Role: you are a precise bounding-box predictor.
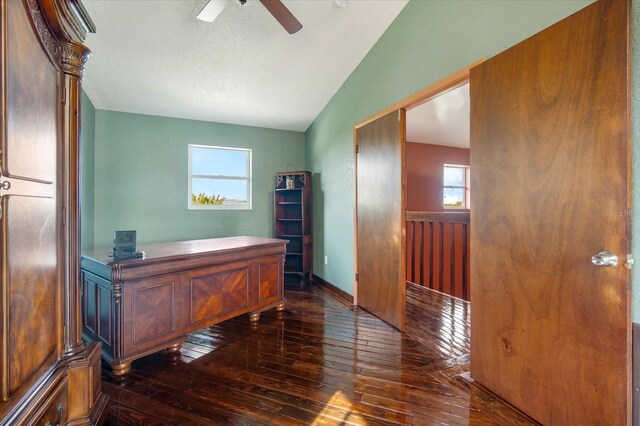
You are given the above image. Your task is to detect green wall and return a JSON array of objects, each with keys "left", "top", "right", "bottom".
[
  {"left": 91, "top": 110, "right": 304, "bottom": 248},
  {"left": 81, "top": 91, "right": 95, "bottom": 250},
  {"left": 305, "top": 0, "right": 603, "bottom": 294}
]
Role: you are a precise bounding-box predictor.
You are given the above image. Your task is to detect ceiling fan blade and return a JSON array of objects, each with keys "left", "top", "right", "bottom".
[
  {"left": 197, "top": 0, "right": 229, "bottom": 22},
  {"left": 259, "top": 0, "right": 302, "bottom": 34}
]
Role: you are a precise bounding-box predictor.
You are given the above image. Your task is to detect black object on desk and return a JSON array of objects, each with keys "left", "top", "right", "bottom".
[{"left": 112, "top": 230, "right": 144, "bottom": 259}]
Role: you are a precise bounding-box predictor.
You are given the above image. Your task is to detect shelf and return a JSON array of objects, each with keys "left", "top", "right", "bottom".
[{"left": 274, "top": 171, "right": 311, "bottom": 284}]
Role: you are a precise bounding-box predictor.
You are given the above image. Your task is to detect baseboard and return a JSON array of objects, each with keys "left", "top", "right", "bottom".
[
  {"left": 313, "top": 274, "right": 354, "bottom": 304},
  {"left": 633, "top": 322, "right": 639, "bottom": 426}
]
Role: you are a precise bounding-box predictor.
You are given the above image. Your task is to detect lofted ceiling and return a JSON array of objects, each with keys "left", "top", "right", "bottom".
[
  {"left": 406, "top": 83, "right": 470, "bottom": 149},
  {"left": 81, "top": 0, "right": 409, "bottom": 132}
]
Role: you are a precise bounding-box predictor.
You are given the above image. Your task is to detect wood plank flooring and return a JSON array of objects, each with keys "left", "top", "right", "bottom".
[{"left": 103, "top": 283, "right": 537, "bottom": 425}]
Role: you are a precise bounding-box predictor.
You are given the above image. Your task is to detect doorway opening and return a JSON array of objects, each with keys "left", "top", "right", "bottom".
[
  {"left": 405, "top": 82, "right": 471, "bottom": 302},
  {"left": 353, "top": 61, "right": 478, "bottom": 331}
]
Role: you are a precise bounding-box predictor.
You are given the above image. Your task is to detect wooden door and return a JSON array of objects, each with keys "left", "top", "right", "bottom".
[
  {"left": 1, "top": 0, "right": 61, "bottom": 400},
  {"left": 356, "top": 110, "right": 406, "bottom": 330},
  {"left": 470, "top": 1, "right": 630, "bottom": 424}
]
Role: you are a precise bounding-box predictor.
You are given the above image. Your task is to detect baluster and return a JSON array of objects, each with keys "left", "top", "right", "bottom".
[
  {"left": 439, "top": 222, "right": 444, "bottom": 293},
  {"left": 410, "top": 220, "right": 416, "bottom": 283},
  {"left": 429, "top": 221, "right": 434, "bottom": 290},
  {"left": 450, "top": 223, "right": 455, "bottom": 298},
  {"left": 419, "top": 221, "right": 425, "bottom": 286},
  {"left": 463, "top": 223, "right": 469, "bottom": 301}
]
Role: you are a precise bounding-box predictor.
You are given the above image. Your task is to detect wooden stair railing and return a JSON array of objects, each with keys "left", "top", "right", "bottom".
[{"left": 406, "top": 211, "right": 470, "bottom": 301}]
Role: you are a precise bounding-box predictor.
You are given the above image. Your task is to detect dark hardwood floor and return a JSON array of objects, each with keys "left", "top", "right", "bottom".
[{"left": 103, "top": 283, "right": 537, "bottom": 425}]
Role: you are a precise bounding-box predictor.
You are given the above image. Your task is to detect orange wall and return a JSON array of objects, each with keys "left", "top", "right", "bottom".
[{"left": 406, "top": 142, "right": 470, "bottom": 211}]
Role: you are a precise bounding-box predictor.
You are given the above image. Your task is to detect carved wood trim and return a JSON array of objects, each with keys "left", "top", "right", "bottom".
[
  {"left": 24, "top": 0, "right": 91, "bottom": 78},
  {"left": 59, "top": 40, "right": 90, "bottom": 79},
  {"left": 24, "top": 0, "right": 61, "bottom": 68},
  {"left": 111, "top": 265, "right": 123, "bottom": 303},
  {"left": 111, "top": 264, "right": 123, "bottom": 359}
]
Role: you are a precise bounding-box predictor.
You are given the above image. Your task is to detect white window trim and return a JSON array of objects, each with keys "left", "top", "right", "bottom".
[
  {"left": 188, "top": 144, "right": 252, "bottom": 210},
  {"left": 443, "top": 164, "right": 470, "bottom": 210}
]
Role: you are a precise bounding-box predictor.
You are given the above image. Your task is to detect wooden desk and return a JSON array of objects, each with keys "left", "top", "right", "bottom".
[{"left": 81, "top": 236, "right": 287, "bottom": 376}]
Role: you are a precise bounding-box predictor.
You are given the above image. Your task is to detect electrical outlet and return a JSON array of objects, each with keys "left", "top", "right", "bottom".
[{"left": 324, "top": 256, "right": 328, "bottom": 265}]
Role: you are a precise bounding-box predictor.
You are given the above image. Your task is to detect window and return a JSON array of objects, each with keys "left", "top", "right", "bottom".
[
  {"left": 188, "top": 145, "right": 252, "bottom": 210},
  {"left": 443, "top": 165, "right": 469, "bottom": 209}
]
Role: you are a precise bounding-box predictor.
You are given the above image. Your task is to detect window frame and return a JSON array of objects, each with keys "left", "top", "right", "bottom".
[
  {"left": 443, "top": 164, "right": 470, "bottom": 210},
  {"left": 187, "top": 144, "right": 252, "bottom": 211}
]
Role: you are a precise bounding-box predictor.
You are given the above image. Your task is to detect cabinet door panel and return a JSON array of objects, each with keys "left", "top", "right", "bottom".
[
  {"left": 4, "top": 196, "right": 58, "bottom": 397},
  {"left": 83, "top": 275, "right": 97, "bottom": 334},
  {"left": 4, "top": 0, "right": 57, "bottom": 183},
  {"left": 1, "top": 0, "right": 60, "bottom": 400},
  {"left": 122, "top": 275, "right": 182, "bottom": 357},
  {"left": 256, "top": 257, "right": 282, "bottom": 306},
  {"left": 82, "top": 271, "right": 113, "bottom": 351},
  {"left": 186, "top": 262, "right": 250, "bottom": 328}
]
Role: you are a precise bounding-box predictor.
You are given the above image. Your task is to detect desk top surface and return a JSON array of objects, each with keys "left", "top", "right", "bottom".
[{"left": 83, "top": 236, "right": 286, "bottom": 267}]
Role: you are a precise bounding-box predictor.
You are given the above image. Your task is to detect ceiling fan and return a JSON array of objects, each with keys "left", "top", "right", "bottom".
[{"left": 197, "top": 0, "right": 303, "bottom": 34}]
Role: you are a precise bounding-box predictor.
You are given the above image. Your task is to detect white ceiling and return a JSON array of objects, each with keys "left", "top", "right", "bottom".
[
  {"left": 81, "top": 0, "right": 409, "bottom": 132},
  {"left": 406, "top": 83, "right": 470, "bottom": 148}
]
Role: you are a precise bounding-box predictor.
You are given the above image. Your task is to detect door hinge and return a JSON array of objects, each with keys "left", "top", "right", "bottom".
[
  {"left": 355, "top": 272, "right": 359, "bottom": 282},
  {"left": 397, "top": 110, "right": 401, "bottom": 121},
  {"left": 60, "top": 84, "right": 66, "bottom": 104},
  {"left": 61, "top": 207, "right": 66, "bottom": 225},
  {"left": 355, "top": 144, "right": 359, "bottom": 154},
  {"left": 625, "top": 254, "right": 634, "bottom": 270}
]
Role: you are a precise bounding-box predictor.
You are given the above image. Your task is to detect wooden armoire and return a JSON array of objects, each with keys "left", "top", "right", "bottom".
[{"left": 0, "top": 0, "right": 108, "bottom": 424}]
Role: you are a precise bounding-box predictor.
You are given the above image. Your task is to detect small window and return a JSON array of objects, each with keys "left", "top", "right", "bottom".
[
  {"left": 443, "top": 165, "right": 469, "bottom": 209},
  {"left": 188, "top": 145, "right": 252, "bottom": 210}
]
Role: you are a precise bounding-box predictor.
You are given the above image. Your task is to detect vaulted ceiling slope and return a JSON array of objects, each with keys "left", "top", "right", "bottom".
[
  {"left": 82, "top": 0, "right": 409, "bottom": 132},
  {"left": 407, "top": 84, "right": 470, "bottom": 148}
]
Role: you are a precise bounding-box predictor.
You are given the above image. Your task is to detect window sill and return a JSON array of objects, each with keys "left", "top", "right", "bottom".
[{"left": 188, "top": 205, "right": 252, "bottom": 211}]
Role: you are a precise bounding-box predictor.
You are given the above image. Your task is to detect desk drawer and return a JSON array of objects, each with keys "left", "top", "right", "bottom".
[{"left": 32, "top": 378, "right": 68, "bottom": 426}]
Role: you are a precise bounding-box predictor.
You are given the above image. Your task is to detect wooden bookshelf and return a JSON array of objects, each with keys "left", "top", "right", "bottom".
[{"left": 274, "top": 171, "right": 312, "bottom": 284}]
